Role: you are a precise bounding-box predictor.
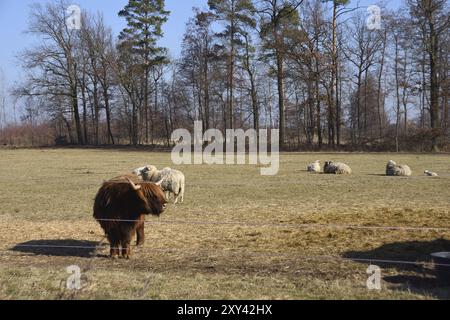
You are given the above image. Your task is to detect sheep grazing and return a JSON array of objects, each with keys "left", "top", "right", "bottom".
[
  {"left": 386, "top": 160, "right": 412, "bottom": 177},
  {"left": 134, "top": 165, "right": 185, "bottom": 204},
  {"left": 158, "top": 168, "right": 186, "bottom": 204},
  {"left": 324, "top": 161, "right": 352, "bottom": 175},
  {"left": 424, "top": 170, "right": 439, "bottom": 177},
  {"left": 307, "top": 160, "right": 321, "bottom": 173}
]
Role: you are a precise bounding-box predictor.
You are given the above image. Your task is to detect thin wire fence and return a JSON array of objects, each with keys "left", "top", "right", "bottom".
[
  {"left": 3, "top": 242, "right": 450, "bottom": 269},
  {"left": 2, "top": 214, "right": 450, "bottom": 232},
  {"left": 92, "top": 218, "right": 450, "bottom": 232},
  {"left": 1, "top": 215, "right": 450, "bottom": 278}
]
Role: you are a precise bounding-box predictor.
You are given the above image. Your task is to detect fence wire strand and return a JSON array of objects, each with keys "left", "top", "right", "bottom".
[
  {"left": 1, "top": 216, "right": 450, "bottom": 275},
  {"left": 3, "top": 243, "right": 450, "bottom": 268}
]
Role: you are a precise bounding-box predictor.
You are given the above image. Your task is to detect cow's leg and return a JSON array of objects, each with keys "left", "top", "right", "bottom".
[
  {"left": 121, "top": 243, "right": 131, "bottom": 259},
  {"left": 104, "top": 225, "right": 119, "bottom": 259},
  {"left": 136, "top": 219, "right": 145, "bottom": 247},
  {"left": 121, "top": 232, "right": 133, "bottom": 260},
  {"left": 109, "top": 235, "right": 120, "bottom": 259}
]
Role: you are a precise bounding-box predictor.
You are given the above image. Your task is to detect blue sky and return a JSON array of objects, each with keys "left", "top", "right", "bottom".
[
  {"left": 0, "top": 0, "right": 207, "bottom": 91},
  {"left": 0, "top": 0, "right": 402, "bottom": 117}
]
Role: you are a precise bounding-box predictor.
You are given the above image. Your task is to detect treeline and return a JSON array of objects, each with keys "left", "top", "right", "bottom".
[{"left": 1, "top": 0, "right": 449, "bottom": 151}]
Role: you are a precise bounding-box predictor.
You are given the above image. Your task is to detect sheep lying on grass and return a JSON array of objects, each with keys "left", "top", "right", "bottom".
[
  {"left": 424, "top": 170, "right": 439, "bottom": 177},
  {"left": 324, "top": 161, "right": 352, "bottom": 175},
  {"left": 134, "top": 165, "right": 185, "bottom": 204},
  {"left": 307, "top": 161, "right": 322, "bottom": 173},
  {"left": 386, "top": 160, "right": 412, "bottom": 177}
]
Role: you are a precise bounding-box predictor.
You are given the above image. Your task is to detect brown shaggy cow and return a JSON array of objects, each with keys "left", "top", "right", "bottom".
[{"left": 93, "top": 175, "right": 167, "bottom": 259}]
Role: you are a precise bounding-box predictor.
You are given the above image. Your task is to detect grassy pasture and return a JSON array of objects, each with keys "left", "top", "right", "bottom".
[{"left": 0, "top": 148, "right": 449, "bottom": 300}]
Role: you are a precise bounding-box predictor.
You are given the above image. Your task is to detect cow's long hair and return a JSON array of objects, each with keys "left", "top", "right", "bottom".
[{"left": 93, "top": 175, "right": 167, "bottom": 258}]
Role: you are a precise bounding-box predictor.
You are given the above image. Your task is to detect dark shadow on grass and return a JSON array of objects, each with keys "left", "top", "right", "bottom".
[
  {"left": 10, "top": 240, "right": 102, "bottom": 258},
  {"left": 343, "top": 238, "right": 450, "bottom": 299}
]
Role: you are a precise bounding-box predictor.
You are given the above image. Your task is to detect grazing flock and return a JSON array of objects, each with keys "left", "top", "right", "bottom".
[
  {"left": 133, "top": 165, "right": 185, "bottom": 204},
  {"left": 93, "top": 159, "right": 439, "bottom": 259},
  {"left": 307, "top": 159, "right": 439, "bottom": 177}
]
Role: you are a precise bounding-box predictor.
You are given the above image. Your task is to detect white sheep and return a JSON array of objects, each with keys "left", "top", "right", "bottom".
[
  {"left": 158, "top": 168, "right": 185, "bottom": 204},
  {"left": 324, "top": 161, "right": 352, "bottom": 175},
  {"left": 386, "top": 160, "right": 412, "bottom": 177},
  {"left": 424, "top": 170, "right": 438, "bottom": 177},
  {"left": 307, "top": 160, "right": 321, "bottom": 173},
  {"left": 134, "top": 165, "right": 185, "bottom": 204}
]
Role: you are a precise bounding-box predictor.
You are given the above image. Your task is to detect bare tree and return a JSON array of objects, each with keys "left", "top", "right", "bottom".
[
  {"left": 0, "top": 69, "right": 6, "bottom": 133},
  {"left": 257, "top": 0, "right": 304, "bottom": 150},
  {"left": 408, "top": 0, "right": 450, "bottom": 151},
  {"left": 17, "top": 1, "right": 84, "bottom": 144},
  {"left": 344, "top": 14, "right": 382, "bottom": 144}
]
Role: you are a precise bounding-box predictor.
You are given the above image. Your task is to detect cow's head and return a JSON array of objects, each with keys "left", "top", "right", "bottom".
[
  {"left": 138, "top": 182, "right": 168, "bottom": 216},
  {"left": 149, "top": 184, "right": 168, "bottom": 216},
  {"left": 126, "top": 178, "right": 152, "bottom": 214}
]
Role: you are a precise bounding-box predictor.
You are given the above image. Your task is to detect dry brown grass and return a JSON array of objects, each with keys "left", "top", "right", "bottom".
[{"left": 0, "top": 149, "right": 449, "bottom": 300}]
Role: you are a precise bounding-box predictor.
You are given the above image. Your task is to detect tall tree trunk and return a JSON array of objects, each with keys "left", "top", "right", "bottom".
[
  {"left": 307, "top": 75, "right": 315, "bottom": 146},
  {"left": 429, "top": 23, "right": 440, "bottom": 152},
  {"left": 276, "top": 48, "right": 285, "bottom": 150},
  {"left": 315, "top": 54, "right": 322, "bottom": 149},
  {"left": 204, "top": 56, "right": 210, "bottom": 131},
  {"left": 103, "top": 86, "right": 115, "bottom": 145},
  {"left": 228, "top": 2, "right": 236, "bottom": 130},
  {"left": 132, "top": 101, "right": 139, "bottom": 146},
  {"left": 363, "top": 68, "right": 369, "bottom": 138},
  {"left": 250, "top": 75, "right": 259, "bottom": 132},
  {"left": 93, "top": 80, "right": 100, "bottom": 145},
  {"left": 329, "top": 2, "right": 337, "bottom": 148},
  {"left": 80, "top": 79, "right": 89, "bottom": 145},
  {"left": 421, "top": 51, "right": 427, "bottom": 129},
  {"left": 377, "top": 30, "right": 387, "bottom": 138},
  {"left": 356, "top": 69, "right": 362, "bottom": 144},
  {"left": 63, "top": 116, "right": 74, "bottom": 144},
  {"left": 72, "top": 83, "right": 84, "bottom": 145},
  {"left": 335, "top": 57, "right": 341, "bottom": 147},
  {"left": 145, "top": 68, "right": 150, "bottom": 144},
  {"left": 153, "top": 77, "right": 158, "bottom": 145},
  {"left": 395, "top": 37, "right": 401, "bottom": 153},
  {"left": 243, "top": 34, "right": 259, "bottom": 137}
]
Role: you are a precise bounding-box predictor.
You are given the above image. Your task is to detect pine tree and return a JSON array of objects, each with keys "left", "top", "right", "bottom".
[
  {"left": 208, "top": 0, "right": 255, "bottom": 130},
  {"left": 257, "top": 0, "right": 303, "bottom": 150},
  {"left": 323, "top": 0, "right": 350, "bottom": 147},
  {"left": 118, "top": 0, "right": 170, "bottom": 145}
]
